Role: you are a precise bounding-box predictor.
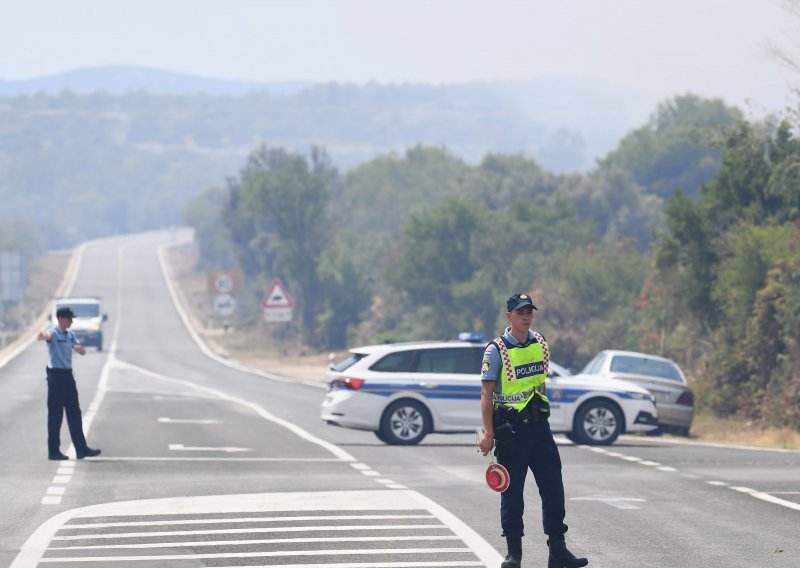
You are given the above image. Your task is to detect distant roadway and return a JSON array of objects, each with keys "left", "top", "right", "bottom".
[{"left": 0, "top": 231, "right": 797, "bottom": 568}]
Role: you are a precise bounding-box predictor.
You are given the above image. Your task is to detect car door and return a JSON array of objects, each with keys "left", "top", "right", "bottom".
[
  {"left": 606, "top": 354, "right": 685, "bottom": 407},
  {"left": 412, "top": 347, "right": 483, "bottom": 430},
  {"left": 545, "top": 365, "right": 569, "bottom": 430}
]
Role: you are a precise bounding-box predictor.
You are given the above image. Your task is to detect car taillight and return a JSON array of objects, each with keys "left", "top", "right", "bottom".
[
  {"left": 676, "top": 390, "right": 694, "bottom": 406},
  {"left": 330, "top": 377, "right": 365, "bottom": 391}
]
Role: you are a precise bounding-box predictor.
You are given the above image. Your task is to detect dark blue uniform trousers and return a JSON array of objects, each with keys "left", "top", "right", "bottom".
[
  {"left": 46, "top": 367, "right": 88, "bottom": 454},
  {"left": 495, "top": 420, "right": 569, "bottom": 538}
]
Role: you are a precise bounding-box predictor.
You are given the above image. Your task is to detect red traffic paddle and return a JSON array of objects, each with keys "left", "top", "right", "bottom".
[{"left": 476, "top": 428, "right": 510, "bottom": 493}]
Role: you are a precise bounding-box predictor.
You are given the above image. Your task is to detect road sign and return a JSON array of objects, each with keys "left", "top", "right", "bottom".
[
  {"left": 262, "top": 278, "right": 293, "bottom": 322},
  {"left": 213, "top": 293, "right": 236, "bottom": 316},
  {"left": 207, "top": 270, "right": 242, "bottom": 295},
  {"left": 262, "top": 278, "right": 293, "bottom": 308}
]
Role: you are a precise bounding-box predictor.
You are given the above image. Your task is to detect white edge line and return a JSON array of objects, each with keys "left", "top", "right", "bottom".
[
  {"left": 406, "top": 490, "right": 503, "bottom": 566},
  {"left": 113, "top": 357, "right": 355, "bottom": 463},
  {"left": 155, "top": 243, "right": 322, "bottom": 389},
  {"left": 620, "top": 434, "right": 800, "bottom": 454},
  {"left": 154, "top": 241, "right": 354, "bottom": 463}
]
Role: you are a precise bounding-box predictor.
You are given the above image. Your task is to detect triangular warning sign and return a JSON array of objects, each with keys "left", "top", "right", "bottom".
[{"left": 263, "top": 278, "right": 293, "bottom": 308}]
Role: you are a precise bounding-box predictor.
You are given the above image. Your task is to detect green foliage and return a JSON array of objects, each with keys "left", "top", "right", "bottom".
[
  {"left": 176, "top": 90, "right": 800, "bottom": 432},
  {"left": 656, "top": 113, "right": 800, "bottom": 429},
  {"left": 384, "top": 198, "right": 484, "bottom": 338},
  {"left": 181, "top": 187, "right": 234, "bottom": 269},
  {"left": 600, "top": 94, "right": 740, "bottom": 200},
  {"left": 221, "top": 145, "right": 334, "bottom": 342},
  {"left": 540, "top": 240, "right": 650, "bottom": 364},
  {"left": 317, "top": 243, "right": 372, "bottom": 349},
  {"left": 656, "top": 190, "right": 719, "bottom": 328}
]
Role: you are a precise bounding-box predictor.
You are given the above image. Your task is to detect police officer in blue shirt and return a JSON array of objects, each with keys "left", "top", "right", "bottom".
[
  {"left": 479, "top": 293, "right": 587, "bottom": 568},
  {"left": 38, "top": 306, "right": 101, "bottom": 460}
]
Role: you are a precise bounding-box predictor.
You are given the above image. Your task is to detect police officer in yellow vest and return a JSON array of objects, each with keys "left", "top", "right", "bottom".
[{"left": 479, "top": 293, "right": 588, "bottom": 568}]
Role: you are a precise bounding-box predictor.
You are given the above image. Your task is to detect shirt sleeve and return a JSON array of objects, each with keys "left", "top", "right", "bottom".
[
  {"left": 481, "top": 343, "right": 501, "bottom": 382},
  {"left": 70, "top": 331, "right": 81, "bottom": 345}
]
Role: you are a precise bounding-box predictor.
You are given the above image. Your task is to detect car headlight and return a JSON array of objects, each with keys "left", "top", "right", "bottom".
[
  {"left": 91, "top": 323, "right": 101, "bottom": 331},
  {"left": 627, "top": 391, "right": 655, "bottom": 403}
]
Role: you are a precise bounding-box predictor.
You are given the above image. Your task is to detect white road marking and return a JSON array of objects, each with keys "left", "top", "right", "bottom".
[
  {"left": 52, "top": 475, "right": 71, "bottom": 483},
  {"left": 51, "top": 535, "right": 463, "bottom": 550},
  {"left": 13, "top": 490, "right": 503, "bottom": 568},
  {"left": 52, "top": 524, "right": 453, "bottom": 539},
  {"left": 37, "top": 549, "right": 475, "bottom": 563},
  {"left": 53, "top": 514, "right": 437, "bottom": 529},
  {"left": 168, "top": 443, "right": 251, "bottom": 453},
  {"left": 83, "top": 456, "right": 340, "bottom": 462},
  {"left": 571, "top": 497, "right": 646, "bottom": 510},
  {"left": 739, "top": 490, "right": 800, "bottom": 512},
  {"left": 581, "top": 446, "right": 800, "bottom": 513},
  {"left": 158, "top": 417, "right": 221, "bottom": 424},
  {"left": 114, "top": 357, "right": 356, "bottom": 462}
]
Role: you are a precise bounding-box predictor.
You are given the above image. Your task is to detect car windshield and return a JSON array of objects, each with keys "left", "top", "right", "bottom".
[
  {"left": 579, "top": 353, "right": 606, "bottom": 375},
  {"left": 331, "top": 353, "right": 366, "bottom": 372},
  {"left": 57, "top": 303, "right": 99, "bottom": 318},
  {"left": 610, "top": 355, "right": 683, "bottom": 382}
]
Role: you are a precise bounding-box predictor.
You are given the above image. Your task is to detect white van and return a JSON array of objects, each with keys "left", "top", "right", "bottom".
[{"left": 51, "top": 297, "right": 108, "bottom": 351}]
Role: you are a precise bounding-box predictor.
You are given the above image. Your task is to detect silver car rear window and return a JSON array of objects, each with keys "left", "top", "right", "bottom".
[{"left": 610, "top": 355, "right": 683, "bottom": 382}]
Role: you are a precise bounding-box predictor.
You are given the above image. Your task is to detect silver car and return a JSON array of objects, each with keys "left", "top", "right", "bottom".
[{"left": 575, "top": 350, "right": 694, "bottom": 435}]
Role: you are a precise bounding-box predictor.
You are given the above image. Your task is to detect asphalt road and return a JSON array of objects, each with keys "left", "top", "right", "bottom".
[{"left": 0, "top": 231, "right": 798, "bottom": 568}]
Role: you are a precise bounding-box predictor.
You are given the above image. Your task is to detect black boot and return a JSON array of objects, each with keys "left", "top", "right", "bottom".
[
  {"left": 501, "top": 536, "right": 522, "bottom": 568},
  {"left": 547, "top": 534, "right": 588, "bottom": 568}
]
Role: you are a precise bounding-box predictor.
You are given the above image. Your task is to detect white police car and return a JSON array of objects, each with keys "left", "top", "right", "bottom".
[{"left": 320, "top": 339, "right": 658, "bottom": 445}]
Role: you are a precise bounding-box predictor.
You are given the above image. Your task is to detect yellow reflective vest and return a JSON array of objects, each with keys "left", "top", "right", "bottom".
[{"left": 491, "top": 333, "right": 550, "bottom": 415}]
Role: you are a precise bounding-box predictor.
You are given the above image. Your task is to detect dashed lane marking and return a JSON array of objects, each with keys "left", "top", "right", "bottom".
[
  {"left": 581, "top": 446, "right": 800, "bottom": 512},
  {"left": 12, "top": 490, "right": 502, "bottom": 567}
]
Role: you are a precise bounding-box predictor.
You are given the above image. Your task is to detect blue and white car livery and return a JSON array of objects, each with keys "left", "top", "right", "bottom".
[{"left": 321, "top": 340, "right": 658, "bottom": 445}]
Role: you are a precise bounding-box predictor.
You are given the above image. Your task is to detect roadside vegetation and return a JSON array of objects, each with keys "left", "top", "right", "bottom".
[
  {"left": 2, "top": 89, "right": 798, "bottom": 447},
  {"left": 182, "top": 93, "right": 800, "bottom": 441}
]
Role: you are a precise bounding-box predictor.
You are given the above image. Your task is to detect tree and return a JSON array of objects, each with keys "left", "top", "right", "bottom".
[
  {"left": 182, "top": 187, "right": 234, "bottom": 269},
  {"left": 222, "top": 145, "right": 336, "bottom": 342},
  {"left": 385, "top": 198, "right": 484, "bottom": 338},
  {"left": 600, "top": 94, "right": 740, "bottom": 200}
]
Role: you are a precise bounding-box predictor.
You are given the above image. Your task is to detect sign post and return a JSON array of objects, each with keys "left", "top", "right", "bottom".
[{"left": 262, "top": 278, "right": 293, "bottom": 322}]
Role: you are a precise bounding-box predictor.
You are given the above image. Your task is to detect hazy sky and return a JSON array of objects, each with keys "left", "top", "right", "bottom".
[{"left": 2, "top": 0, "right": 798, "bottom": 115}]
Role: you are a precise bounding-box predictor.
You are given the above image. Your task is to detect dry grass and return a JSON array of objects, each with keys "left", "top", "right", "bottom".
[
  {"left": 0, "top": 249, "right": 71, "bottom": 348},
  {"left": 687, "top": 413, "right": 800, "bottom": 450}
]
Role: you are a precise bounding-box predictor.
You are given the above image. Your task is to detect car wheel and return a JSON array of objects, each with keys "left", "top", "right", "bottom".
[
  {"left": 572, "top": 399, "right": 623, "bottom": 445},
  {"left": 97, "top": 334, "right": 103, "bottom": 352},
  {"left": 378, "top": 399, "right": 431, "bottom": 445}
]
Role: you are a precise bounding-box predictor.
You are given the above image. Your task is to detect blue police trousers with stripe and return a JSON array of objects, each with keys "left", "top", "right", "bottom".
[
  {"left": 46, "top": 367, "right": 88, "bottom": 454},
  {"left": 494, "top": 420, "right": 569, "bottom": 538}
]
